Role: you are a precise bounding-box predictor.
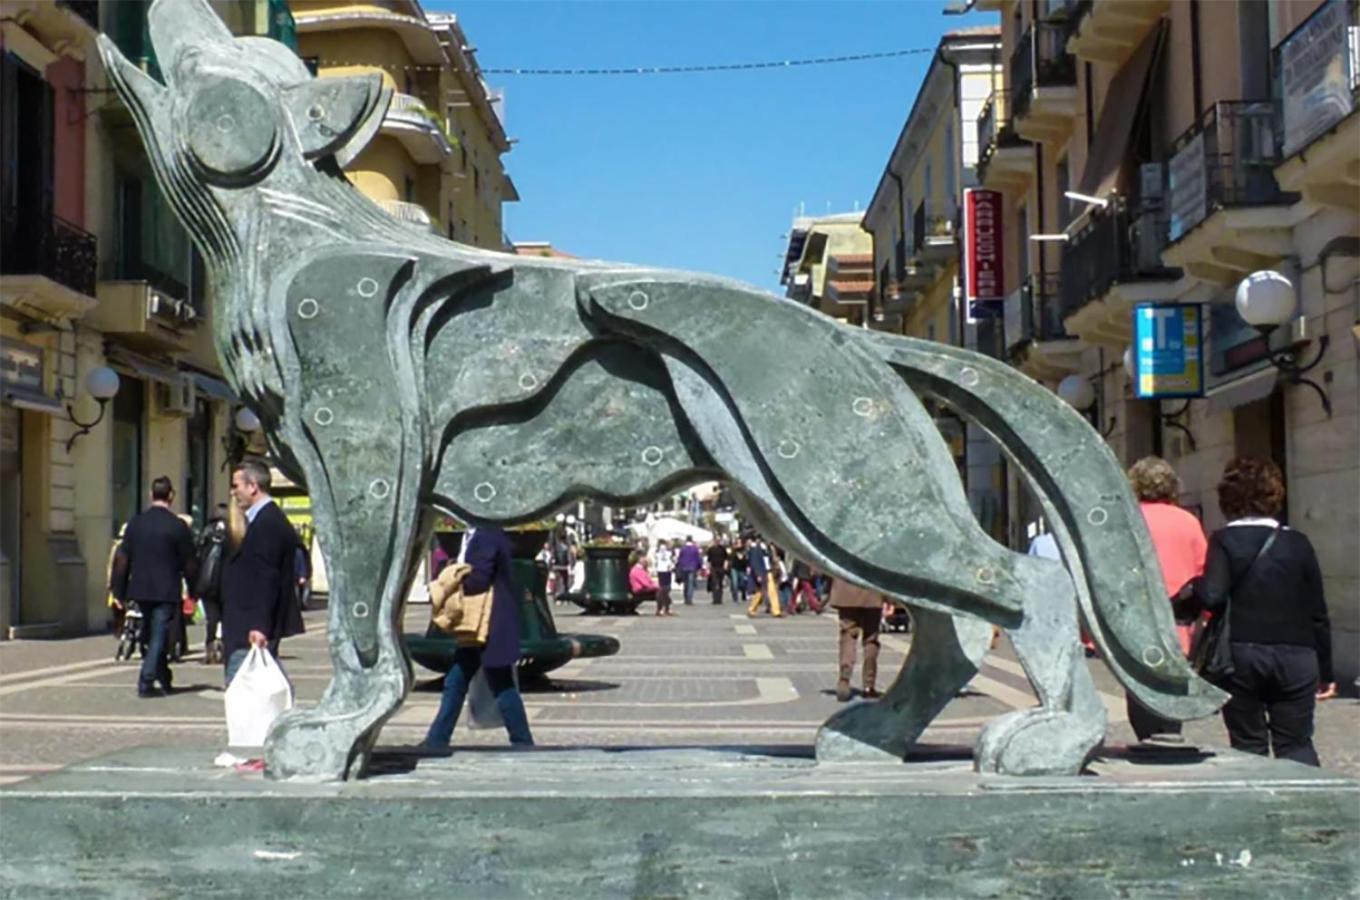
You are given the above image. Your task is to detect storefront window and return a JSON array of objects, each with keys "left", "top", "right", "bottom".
[
  {"left": 185, "top": 397, "right": 211, "bottom": 529},
  {"left": 110, "top": 376, "right": 144, "bottom": 534}
]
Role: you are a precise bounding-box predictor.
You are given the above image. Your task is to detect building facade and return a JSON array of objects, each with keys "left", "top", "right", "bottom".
[
  {"left": 967, "top": 0, "right": 1358, "bottom": 685},
  {"left": 779, "top": 212, "right": 875, "bottom": 325},
  {"left": 0, "top": 0, "right": 291, "bottom": 638}
]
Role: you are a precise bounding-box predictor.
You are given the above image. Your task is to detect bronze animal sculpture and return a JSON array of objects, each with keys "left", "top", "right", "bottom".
[{"left": 97, "top": 0, "right": 1225, "bottom": 781}]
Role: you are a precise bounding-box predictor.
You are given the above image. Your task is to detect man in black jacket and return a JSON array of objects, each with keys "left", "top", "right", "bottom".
[
  {"left": 109, "top": 476, "right": 197, "bottom": 698},
  {"left": 221, "top": 459, "right": 305, "bottom": 684}
]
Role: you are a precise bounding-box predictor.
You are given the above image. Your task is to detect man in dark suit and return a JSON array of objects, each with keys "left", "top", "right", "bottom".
[
  {"left": 109, "top": 476, "right": 197, "bottom": 698},
  {"left": 221, "top": 459, "right": 305, "bottom": 684}
]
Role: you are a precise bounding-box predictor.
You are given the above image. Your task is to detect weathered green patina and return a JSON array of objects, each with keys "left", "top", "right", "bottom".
[{"left": 96, "top": 0, "right": 1225, "bottom": 782}]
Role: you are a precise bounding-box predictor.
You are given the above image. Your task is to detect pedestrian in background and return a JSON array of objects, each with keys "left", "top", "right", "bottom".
[
  {"left": 676, "top": 535, "right": 703, "bottom": 605},
  {"left": 109, "top": 476, "right": 197, "bottom": 698},
  {"left": 745, "top": 536, "right": 781, "bottom": 617},
  {"left": 654, "top": 539, "right": 674, "bottom": 612},
  {"left": 705, "top": 538, "right": 728, "bottom": 605},
  {"left": 728, "top": 537, "right": 748, "bottom": 607},
  {"left": 1192, "top": 456, "right": 1335, "bottom": 766},
  {"left": 1125, "top": 456, "right": 1207, "bottom": 743},
  {"left": 423, "top": 525, "right": 534, "bottom": 749},
  {"left": 830, "top": 577, "right": 883, "bottom": 702},
  {"left": 220, "top": 460, "right": 306, "bottom": 684},
  {"left": 193, "top": 506, "right": 228, "bottom": 665}
]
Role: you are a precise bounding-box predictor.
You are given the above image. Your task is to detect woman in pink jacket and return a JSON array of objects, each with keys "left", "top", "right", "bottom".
[{"left": 629, "top": 553, "right": 664, "bottom": 615}]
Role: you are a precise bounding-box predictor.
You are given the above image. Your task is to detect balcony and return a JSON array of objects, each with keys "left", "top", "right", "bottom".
[
  {"left": 1272, "top": 0, "right": 1360, "bottom": 210},
  {"left": 1011, "top": 22, "right": 1079, "bottom": 142},
  {"left": 912, "top": 200, "right": 957, "bottom": 262},
  {"left": 381, "top": 93, "right": 453, "bottom": 165},
  {"left": 90, "top": 258, "right": 201, "bottom": 354},
  {"left": 1005, "top": 275, "right": 1081, "bottom": 381},
  {"left": 977, "top": 92, "right": 1034, "bottom": 191},
  {"left": 1161, "top": 100, "right": 1300, "bottom": 288},
  {"left": 0, "top": 215, "right": 98, "bottom": 323},
  {"left": 1066, "top": 0, "right": 1169, "bottom": 66},
  {"left": 293, "top": 4, "right": 446, "bottom": 66},
  {"left": 1060, "top": 197, "right": 1182, "bottom": 346}
]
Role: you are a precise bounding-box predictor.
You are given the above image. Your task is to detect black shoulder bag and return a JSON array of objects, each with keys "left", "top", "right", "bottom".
[{"left": 1190, "top": 526, "right": 1281, "bottom": 681}]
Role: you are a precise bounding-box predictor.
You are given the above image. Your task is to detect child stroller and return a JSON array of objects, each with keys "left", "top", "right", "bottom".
[{"left": 114, "top": 601, "right": 146, "bottom": 661}]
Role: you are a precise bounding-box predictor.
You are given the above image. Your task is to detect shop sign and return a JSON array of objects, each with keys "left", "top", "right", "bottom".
[
  {"left": 0, "top": 340, "right": 44, "bottom": 393},
  {"left": 1168, "top": 134, "right": 1206, "bottom": 242},
  {"left": 1278, "top": 0, "right": 1357, "bottom": 158},
  {"left": 1132, "top": 303, "right": 1205, "bottom": 399},
  {"left": 963, "top": 188, "right": 1005, "bottom": 318}
]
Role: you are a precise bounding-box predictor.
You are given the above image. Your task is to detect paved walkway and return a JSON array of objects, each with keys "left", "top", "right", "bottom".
[{"left": 1, "top": 591, "right": 1356, "bottom": 783}]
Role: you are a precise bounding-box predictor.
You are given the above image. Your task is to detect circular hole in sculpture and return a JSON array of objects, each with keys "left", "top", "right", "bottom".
[
  {"left": 369, "top": 479, "right": 391, "bottom": 499},
  {"left": 776, "top": 439, "right": 800, "bottom": 459},
  {"left": 474, "top": 482, "right": 497, "bottom": 503},
  {"left": 1087, "top": 507, "right": 1109, "bottom": 526},
  {"left": 356, "top": 277, "right": 379, "bottom": 298},
  {"left": 641, "top": 446, "right": 665, "bottom": 466},
  {"left": 313, "top": 407, "right": 334, "bottom": 426},
  {"left": 627, "top": 290, "right": 649, "bottom": 311},
  {"left": 353, "top": 602, "right": 370, "bottom": 619},
  {"left": 297, "top": 298, "right": 320, "bottom": 320}
]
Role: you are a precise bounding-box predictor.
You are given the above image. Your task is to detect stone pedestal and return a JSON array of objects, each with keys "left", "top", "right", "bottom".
[{"left": 1, "top": 746, "right": 1356, "bottom": 898}]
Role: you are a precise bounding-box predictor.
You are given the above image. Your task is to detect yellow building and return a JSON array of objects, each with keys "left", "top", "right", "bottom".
[
  {"left": 970, "top": 0, "right": 1359, "bottom": 685},
  {"left": 1, "top": 1, "right": 289, "bottom": 638},
  {"left": 779, "top": 213, "right": 875, "bottom": 325},
  {"left": 291, "top": 0, "right": 517, "bottom": 250},
  {"left": 861, "top": 27, "right": 1003, "bottom": 537}
]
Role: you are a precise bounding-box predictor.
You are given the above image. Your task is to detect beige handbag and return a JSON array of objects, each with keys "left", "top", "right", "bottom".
[{"left": 428, "top": 563, "right": 493, "bottom": 647}]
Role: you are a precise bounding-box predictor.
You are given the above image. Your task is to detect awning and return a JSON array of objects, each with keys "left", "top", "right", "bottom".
[
  {"left": 192, "top": 373, "right": 237, "bottom": 403},
  {"left": 1075, "top": 23, "right": 1167, "bottom": 200},
  {"left": 1205, "top": 366, "right": 1278, "bottom": 417},
  {"left": 2, "top": 386, "right": 64, "bottom": 416},
  {"left": 106, "top": 349, "right": 180, "bottom": 387}
]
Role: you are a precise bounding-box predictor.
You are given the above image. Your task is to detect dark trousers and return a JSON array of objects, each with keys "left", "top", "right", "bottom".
[
  {"left": 707, "top": 570, "right": 725, "bottom": 603},
  {"left": 1125, "top": 694, "right": 1183, "bottom": 741},
  {"left": 138, "top": 601, "right": 175, "bottom": 691},
  {"left": 1221, "top": 642, "right": 1321, "bottom": 766},
  {"left": 425, "top": 646, "right": 533, "bottom": 748},
  {"left": 201, "top": 597, "right": 221, "bottom": 646},
  {"left": 657, "top": 573, "right": 673, "bottom": 613},
  {"left": 837, "top": 607, "right": 882, "bottom": 689}
]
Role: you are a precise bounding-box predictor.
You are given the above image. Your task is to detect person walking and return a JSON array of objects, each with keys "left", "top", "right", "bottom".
[
  {"left": 1125, "top": 456, "right": 1208, "bottom": 743},
  {"left": 193, "top": 505, "right": 229, "bottom": 664},
  {"left": 423, "top": 525, "right": 534, "bottom": 748},
  {"left": 1192, "top": 456, "right": 1335, "bottom": 766},
  {"left": 108, "top": 476, "right": 197, "bottom": 698},
  {"left": 676, "top": 535, "right": 703, "bottom": 605},
  {"left": 653, "top": 539, "right": 674, "bottom": 614},
  {"left": 830, "top": 577, "right": 884, "bottom": 702},
  {"left": 745, "top": 536, "right": 782, "bottom": 617},
  {"left": 728, "top": 538, "right": 748, "bottom": 607},
  {"left": 705, "top": 539, "right": 729, "bottom": 605},
  {"left": 220, "top": 460, "right": 306, "bottom": 684},
  {"left": 790, "top": 558, "right": 821, "bottom": 614}
]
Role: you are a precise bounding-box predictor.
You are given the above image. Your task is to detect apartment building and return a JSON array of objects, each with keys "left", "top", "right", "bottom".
[
  {"left": 0, "top": 1, "right": 295, "bottom": 637},
  {"left": 969, "top": 0, "right": 1358, "bottom": 684},
  {"left": 291, "top": 0, "right": 516, "bottom": 249},
  {"left": 861, "top": 27, "right": 1004, "bottom": 536},
  {"left": 779, "top": 212, "right": 875, "bottom": 326}
]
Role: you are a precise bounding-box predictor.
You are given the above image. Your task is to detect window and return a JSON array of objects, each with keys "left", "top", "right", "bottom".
[
  {"left": 404, "top": 176, "right": 415, "bottom": 203},
  {"left": 1016, "top": 204, "right": 1030, "bottom": 284},
  {"left": 1055, "top": 156, "right": 1070, "bottom": 228},
  {"left": 473, "top": 167, "right": 480, "bottom": 196},
  {"left": 944, "top": 125, "right": 956, "bottom": 198}
]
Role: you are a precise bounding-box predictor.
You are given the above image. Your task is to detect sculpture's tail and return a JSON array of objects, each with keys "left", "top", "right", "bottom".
[{"left": 866, "top": 333, "right": 1226, "bottom": 722}]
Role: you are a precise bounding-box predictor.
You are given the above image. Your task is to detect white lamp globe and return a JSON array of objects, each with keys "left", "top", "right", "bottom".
[
  {"left": 1057, "top": 374, "right": 1096, "bottom": 410},
  {"left": 234, "top": 406, "right": 261, "bottom": 433},
  {"left": 1122, "top": 346, "right": 1135, "bottom": 379},
  {"left": 1235, "top": 270, "right": 1296, "bottom": 330},
  {"left": 83, "top": 367, "right": 120, "bottom": 401},
  {"left": 555, "top": 513, "right": 566, "bottom": 523}
]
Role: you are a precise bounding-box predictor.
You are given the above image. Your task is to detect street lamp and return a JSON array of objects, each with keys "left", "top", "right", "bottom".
[
  {"left": 234, "top": 406, "right": 262, "bottom": 433},
  {"left": 1235, "top": 270, "right": 1331, "bottom": 418},
  {"left": 1056, "top": 374, "right": 1095, "bottom": 411},
  {"left": 65, "top": 366, "right": 120, "bottom": 452}
]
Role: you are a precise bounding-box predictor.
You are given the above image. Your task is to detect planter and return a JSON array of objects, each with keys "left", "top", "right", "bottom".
[{"left": 574, "top": 545, "right": 641, "bottom": 614}]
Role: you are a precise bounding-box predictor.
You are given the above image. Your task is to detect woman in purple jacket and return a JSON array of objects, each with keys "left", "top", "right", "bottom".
[{"left": 423, "top": 526, "right": 533, "bottom": 748}]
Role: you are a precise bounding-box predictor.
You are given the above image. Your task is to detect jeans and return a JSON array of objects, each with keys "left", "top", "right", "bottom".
[
  {"left": 680, "top": 570, "right": 697, "bottom": 604},
  {"left": 425, "top": 646, "right": 534, "bottom": 748},
  {"left": 728, "top": 570, "right": 745, "bottom": 605},
  {"left": 138, "top": 601, "right": 174, "bottom": 692}
]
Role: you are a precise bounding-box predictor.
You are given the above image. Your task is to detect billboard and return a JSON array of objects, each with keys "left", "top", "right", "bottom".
[
  {"left": 963, "top": 188, "right": 1004, "bottom": 318},
  {"left": 1132, "top": 303, "right": 1205, "bottom": 399}
]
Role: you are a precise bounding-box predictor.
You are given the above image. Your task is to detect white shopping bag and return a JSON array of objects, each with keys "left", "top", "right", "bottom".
[
  {"left": 225, "top": 646, "right": 294, "bottom": 747},
  {"left": 467, "top": 668, "right": 511, "bottom": 730}
]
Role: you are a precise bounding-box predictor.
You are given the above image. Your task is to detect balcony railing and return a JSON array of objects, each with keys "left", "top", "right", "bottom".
[
  {"left": 1011, "top": 22, "right": 1078, "bottom": 120},
  {"left": 0, "top": 215, "right": 98, "bottom": 298},
  {"left": 100, "top": 256, "right": 204, "bottom": 313},
  {"left": 108, "top": 1, "right": 160, "bottom": 81},
  {"left": 1272, "top": 0, "right": 1359, "bottom": 159},
  {"left": 1166, "top": 100, "right": 1297, "bottom": 243},
  {"left": 1021, "top": 273, "right": 1068, "bottom": 344},
  {"left": 1060, "top": 197, "right": 1179, "bottom": 317},
  {"left": 912, "top": 199, "right": 957, "bottom": 256},
  {"left": 977, "top": 91, "right": 1026, "bottom": 178}
]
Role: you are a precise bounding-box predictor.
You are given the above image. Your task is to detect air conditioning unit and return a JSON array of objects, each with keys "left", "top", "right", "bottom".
[{"left": 157, "top": 373, "right": 196, "bottom": 417}]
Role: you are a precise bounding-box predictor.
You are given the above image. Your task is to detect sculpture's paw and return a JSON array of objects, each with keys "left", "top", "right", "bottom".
[
  {"left": 974, "top": 707, "right": 1105, "bottom": 777},
  {"left": 264, "top": 706, "right": 359, "bottom": 782},
  {"left": 815, "top": 701, "right": 907, "bottom": 762}
]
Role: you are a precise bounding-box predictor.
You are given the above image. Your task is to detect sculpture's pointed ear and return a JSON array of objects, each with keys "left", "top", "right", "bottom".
[{"left": 282, "top": 73, "right": 391, "bottom": 167}]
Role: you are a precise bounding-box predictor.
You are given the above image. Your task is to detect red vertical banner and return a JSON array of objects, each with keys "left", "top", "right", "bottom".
[{"left": 963, "top": 188, "right": 1004, "bottom": 318}]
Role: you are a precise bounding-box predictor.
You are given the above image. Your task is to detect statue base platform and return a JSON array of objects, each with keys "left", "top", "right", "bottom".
[{"left": 2, "top": 744, "right": 1357, "bottom": 897}]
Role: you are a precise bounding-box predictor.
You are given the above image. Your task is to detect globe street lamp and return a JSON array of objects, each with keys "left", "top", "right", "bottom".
[
  {"left": 1235, "top": 270, "right": 1331, "bottom": 418},
  {"left": 65, "top": 366, "right": 121, "bottom": 452}
]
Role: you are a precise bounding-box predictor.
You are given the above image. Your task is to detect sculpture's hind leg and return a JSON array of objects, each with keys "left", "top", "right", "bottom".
[
  {"left": 974, "top": 556, "right": 1107, "bottom": 776},
  {"left": 817, "top": 607, "right": 993, "bottom": 761}
]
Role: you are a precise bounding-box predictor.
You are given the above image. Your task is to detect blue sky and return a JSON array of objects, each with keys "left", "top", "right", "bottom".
[{"left": 432, "top": 1, "right": 992, "bottom": 293}]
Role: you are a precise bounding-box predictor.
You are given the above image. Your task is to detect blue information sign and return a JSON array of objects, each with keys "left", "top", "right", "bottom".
[{"left": 1132, "top": 303, "right": 1205, "bottom": 399}]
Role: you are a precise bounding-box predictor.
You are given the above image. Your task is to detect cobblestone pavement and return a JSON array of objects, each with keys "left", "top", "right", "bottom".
[{"left": 1, "top": 591, "right": 1356, "bottom": 784}]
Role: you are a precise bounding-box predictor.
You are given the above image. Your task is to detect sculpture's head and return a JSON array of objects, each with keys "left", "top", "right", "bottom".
[{"left": 96, "top": 0, "right": 390, "bottom": 242}]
